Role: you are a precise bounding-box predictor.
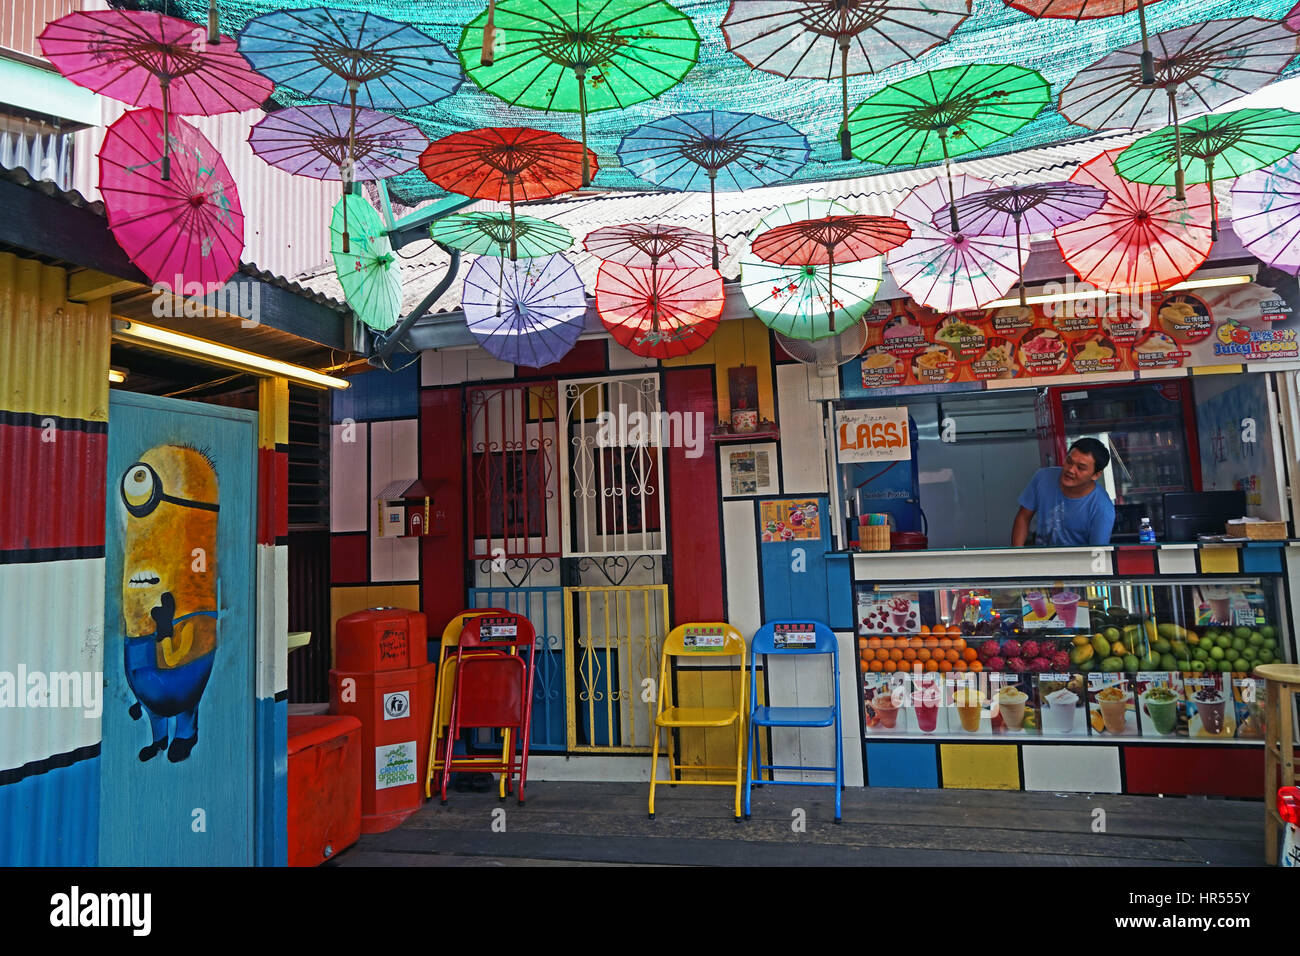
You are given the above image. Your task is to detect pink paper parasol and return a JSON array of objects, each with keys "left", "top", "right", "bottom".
[
  {"left": 100, "top": 108, "right": 244, "bottom": 293},
  {"left": 1230, "top": 153, "right": 1300, "bottom": 276},
  {"left": 885, "top": 174, "right": 1022, "bottom": 312},
  {"left": 584, "top": 223, "right": 720, "bottom": 270},
  {"left": 40, "top": 10, "right": 272, "bottom": 181},
  {"left": 1056, "top": 148, "right": 1213, "bottom": 294}
]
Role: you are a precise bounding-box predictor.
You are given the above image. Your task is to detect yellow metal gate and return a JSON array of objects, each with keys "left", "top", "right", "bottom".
[{"left": 564, "top": 585, "right": 669, "bottom": 753}]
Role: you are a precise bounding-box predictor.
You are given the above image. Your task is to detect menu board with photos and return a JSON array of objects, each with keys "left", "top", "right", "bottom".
[{"left": 857, "top": 277, "right": 1300, "bottom": 392}]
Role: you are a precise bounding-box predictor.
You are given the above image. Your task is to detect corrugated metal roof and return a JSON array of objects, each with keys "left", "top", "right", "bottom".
[{"left": 295, "top": 128, "right": 1247, "bottom": 317}]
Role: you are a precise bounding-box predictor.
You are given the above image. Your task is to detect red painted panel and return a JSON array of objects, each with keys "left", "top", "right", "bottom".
[
  {"left": 257, "top": 448, "right": 289, "bottom": 545},
  {"left": 331, "top": 534, "right": 368, "bottom": 584},
  {"left": 420, "top": 387, "right": 467, "bottom": 635},
  {"left": 0, "top": 421, "right": 106, "bottom": 553},
  {"left": 663, "top": 368, "right": 724, "bottom": 623},
  {"left": 1122, "top": 745, "right": 1265, "bottom": 798},
  {"left": 1114, "top": 546, "right": 1156, "bottom": 575},
  {"left": 524, "top": 338, "right": 607, "bottom": 377}
]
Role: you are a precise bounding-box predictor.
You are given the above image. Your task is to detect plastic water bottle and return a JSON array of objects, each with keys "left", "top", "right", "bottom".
[{"left": 1139, "top": 517, "right": 1155, "bottom": 543}]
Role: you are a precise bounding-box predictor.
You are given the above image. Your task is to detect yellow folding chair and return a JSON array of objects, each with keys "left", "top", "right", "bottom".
[
  {"left": 649, "top": 622, "right": 748, "bottom": 820},
  {"left": 425, "top": 608, "right": 512, "bottom": 798}
]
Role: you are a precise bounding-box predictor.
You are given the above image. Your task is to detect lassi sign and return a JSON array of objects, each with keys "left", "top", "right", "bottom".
[{"left": 836, "top": 407, "right": 911, "bottom": 463}]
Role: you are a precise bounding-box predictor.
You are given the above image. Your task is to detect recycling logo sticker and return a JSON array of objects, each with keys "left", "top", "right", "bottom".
[{"left": 383, "top": 690, "right": 410, "bottom": 720}]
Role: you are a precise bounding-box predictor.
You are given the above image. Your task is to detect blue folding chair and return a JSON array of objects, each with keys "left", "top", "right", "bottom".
[{"left": 745, "top": 620, "right": 843, "bottom": 822}]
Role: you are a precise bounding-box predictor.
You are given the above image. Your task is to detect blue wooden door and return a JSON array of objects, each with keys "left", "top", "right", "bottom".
[{"left": 101, "top": 392, "right": 257, "bottom": 865}]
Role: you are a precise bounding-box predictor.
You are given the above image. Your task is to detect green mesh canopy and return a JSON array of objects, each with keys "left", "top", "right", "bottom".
[{"left": 167, "top": 0, "right": 1300, "bottom": 204}]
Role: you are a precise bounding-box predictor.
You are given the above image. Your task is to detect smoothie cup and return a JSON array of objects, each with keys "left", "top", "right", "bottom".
[
  {"left": 1204, "top": 585, "right": 1232, "bottom": 624},
  {"left": 1194, "top": 691, "right": 1227, "bottom": 735},
  {"left": 1042, "top": 689, "right": 1078, "bottom": 734},
  {"left": 1098, "top": 687, "right": 1130, "bottom": 734},
  {"left": 953, "top": 688, "right": 985, "bottom": 732},
  {"left": 1141, "top": 688, "right": 1178, "bottom": 735},
  {"left": 1025, "top": 590, "right": 1049, "bottom": 618},
  {"left": 872, "top": 693, "right": 901, "bottom": 729},
  {"left": 912, "top": 691, "right": 941, "bottom": 733},
  {"left": 1050, "top": 591, "right": 1081, "bottom": 627},
  {"left": 996, "top": 686, "right": 1029, "bottom": 731}
]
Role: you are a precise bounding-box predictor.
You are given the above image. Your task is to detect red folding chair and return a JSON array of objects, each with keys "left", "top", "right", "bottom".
[{"left": 436, "top": 612, "right": 537, "bottom": 804}]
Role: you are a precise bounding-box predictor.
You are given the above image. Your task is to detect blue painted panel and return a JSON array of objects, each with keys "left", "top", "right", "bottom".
[
  {"left": 0, "top": 754, "right": 100, "bottom": 865},
  {"left": 1242, "top": 544, "right": 1283, "bottom": 573},
  {"left": 759, "top": 496, "right": 831, "bottom": 623},
  {"left": 331, "top": 362, "right": 420, "bottom": 423},
  {"left": 825, "top": 555, "right": 854, "bottom": 631},
  {"left": 256, "top": 696, "right": 287, "bottom": 867},
  {"left": 865, "top": 742, "right": 939, "bottom": 789},
  {"left": 102, "top": 392, "right": 257, "bottom": 865},
  {"left": 468, "top": 587, "right": 566, "bottom": 752}
]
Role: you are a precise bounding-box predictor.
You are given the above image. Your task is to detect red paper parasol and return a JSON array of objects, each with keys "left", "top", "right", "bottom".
[
  {"left": 99, "top": 108, "right": 244, "bottom": 292},
  {"left": 749, "top": 214, "right": 911, "bottom": 332},
  {"left": 40, "top": 10, "right": 272, "bottom": 180},
  {"left": 1055, "top": 148, "right": 1213, "bottom": 294},
  {"left": 1005, "top": 0, "right": 1166, "bottom": 84},
  {"left": 420, "top": 127, "right": 595, "bottom": 259},
  {"left": 595, "top": 262, "right": 723, "bottom": 359}
]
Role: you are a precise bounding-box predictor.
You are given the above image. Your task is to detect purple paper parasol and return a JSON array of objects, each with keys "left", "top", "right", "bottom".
[
  {"left": 1231, "top": 153, "right": 1300, "bottom": 276},
  {"left": 462, "top": 253, "right": 587, "bottom": 368},
  {"left": 249, "top": 104, "right": 427, "bottom": 181}
]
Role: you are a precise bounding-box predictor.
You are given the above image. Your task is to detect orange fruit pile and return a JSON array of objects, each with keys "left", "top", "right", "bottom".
[{"left": 858, "top": 625, "right": 971, "bottom": 673}]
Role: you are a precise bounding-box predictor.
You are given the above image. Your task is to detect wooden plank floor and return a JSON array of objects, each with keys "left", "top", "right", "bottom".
[{"left": 331, "top": 782, "right": 1267, "bottom": 867}]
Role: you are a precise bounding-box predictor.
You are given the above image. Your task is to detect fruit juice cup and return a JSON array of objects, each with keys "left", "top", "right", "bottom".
[
  {"left": 1025, "top": 590, "right": 1048, "bottom": 618},
  {"left": 1042, "top": 689, "right": 1078, "bottom": 734},
  {"left": 1051, "top": 591, "right": 1080, "bottom": 627},
  {"left": 996, "top": 687, "right": 1028, "bottom": 731},
  {"left": 888, "top": 597, "right": 911, "bottom": 629},
  {"left": 1194, "top": 691, "right": 1227, "bottom": 735},
  {"left": 1203, "top": 585, "right": 1232, "bottom": 624},
  {"left": 1141, "top": 688, "right": 1179, "bottom": 735},
  {"left": 953, "top": 689, "right": 985, "bottom": 732},
  {"left": 912, "top": 691, "right": 941, "bottom": 733},
  {"left": 1098, "top": 688, "right": 1130, "bottom": 734},
  {"left": 873, "top": 693, "right": 901, "bottom": 729}
]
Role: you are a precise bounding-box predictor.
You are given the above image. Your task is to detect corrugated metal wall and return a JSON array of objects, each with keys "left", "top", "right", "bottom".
[
  {"left": 0, "top": 250, "right": 109, "bottom": 866},
  {"left": 0, "top": 0, "right": 81, "bottom": 59}
]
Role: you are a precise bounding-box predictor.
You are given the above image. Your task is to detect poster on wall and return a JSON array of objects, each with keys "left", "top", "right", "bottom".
[
  {"left": 760, "top": 498, "right": 821, "bottom": 541},
  {"left": 853, "top": 274, "right": 1300, "bottom": 392},
  {"left": 834, "top": 406, "right": 911, "bottom": 463}
]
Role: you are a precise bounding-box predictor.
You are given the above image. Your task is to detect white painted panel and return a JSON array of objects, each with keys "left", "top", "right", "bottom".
[
  {"left": 1022, "top": 744, "right": 1122, "bottom": 793},
  {"left": 837, "top": 632, "right": 864, "bottom": 787},
  {"left": 0, "top": 558, "right": 104, "bottom": 770},
  {"left": 420, "top": 351, "right": 443, "bottom": 387},
  {"left": 390, "top": 419, "right": 421, "bottom": 582},
  {"left": 368, "top": 421, "right": 394, "bottom": 582},
  {"left": 854, "top": 546, "right": 1112, "bottom": 581},
  {"left": 330, "top": 422, "right": 368, "bottom": 533},
  {"left": 255, "top": 544, "right": 288, "bottom": 700},
  {"left": 723, "top": 500, "right": 761, "bottom": 638},
  {"left": 1157, "top": 545, "right": 1199, "bottom": 574},
  {"left": 608, "top": 340, "right": 657, "bottom": 370},
  {"left": 466, "top": 351, "right": 514, "bottom": 382},
  {"left": 776, "top": 363, "right": 827, "bottom": 494}
]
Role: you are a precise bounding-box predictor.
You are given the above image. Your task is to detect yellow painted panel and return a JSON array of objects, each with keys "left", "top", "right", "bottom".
[
  {"left": 0, "top": 252, "right": 110, "bottom": 422},
  {"left": 329, "top": 584, "right": 422, "bottom": 667},
  {"left": 1199, "top": 546, "right": 1240, "bottom": 574},
  {"left": 663, "top": 317, "right": 774, "bottom": 423},
  {"left": 671, "top": 664, "right": 754, "bottom": 782},
  {"left": 258, "top": 376, "right": 289, "bottom": 448},
  {"left": 1192, "top": 364, "right": 1243, "bottom": 375},
  {"left": 940, "top": 744, "right": 1021, "bottom": 790}
]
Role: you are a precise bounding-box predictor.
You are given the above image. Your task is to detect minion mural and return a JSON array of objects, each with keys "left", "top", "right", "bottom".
[{"left": 119, "top": 445, "right": 220, "bottom": 763}]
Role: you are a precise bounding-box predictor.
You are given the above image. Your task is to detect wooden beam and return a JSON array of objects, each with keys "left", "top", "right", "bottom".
[{"left": 67, "top": 269, "right": 144, "bottom": 303}]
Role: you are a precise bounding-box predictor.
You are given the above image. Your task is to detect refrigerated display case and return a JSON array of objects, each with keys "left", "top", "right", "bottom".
[
  {"left": 855, "top": 576, "right": 1283, "bottom": 744},
  {"left": 1036, "top": 382, "right": 1201, "bottom": 540}
]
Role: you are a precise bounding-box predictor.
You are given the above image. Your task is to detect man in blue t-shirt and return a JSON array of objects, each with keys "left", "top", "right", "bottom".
[{"left": 1012, "top": 437, "right": 1115, "bottom": 547}]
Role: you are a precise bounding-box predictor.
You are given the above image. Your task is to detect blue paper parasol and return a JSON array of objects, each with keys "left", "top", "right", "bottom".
[
  {"left": 618, "top": 110, "right": 810, "bottom": 268},
  {"left": 462, "top": 254, "right": 587, "bottom": 369}
]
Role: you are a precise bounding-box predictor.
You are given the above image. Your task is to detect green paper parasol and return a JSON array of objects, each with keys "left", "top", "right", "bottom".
[
  {"left": 430, "top": 211, "right": 573, "bottom": 259},
  {"left": 458, "top": 0, "right": 700, "bottom": 185},
  {"left": 331, "top": 193, "right": 402, "bottom": 332}
]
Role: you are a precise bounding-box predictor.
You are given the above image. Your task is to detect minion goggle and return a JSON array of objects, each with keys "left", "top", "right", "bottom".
[{"left": 121, "top": 462, "right": 219, "bottom": 518}]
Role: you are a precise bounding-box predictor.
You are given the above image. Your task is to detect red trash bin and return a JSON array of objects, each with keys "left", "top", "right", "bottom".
[
  {"left": 287, "top": 715, "right": 362, "bottom": 866},
  {"left": 330, "top": 608, "right": 436, "bottom": 834}
]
